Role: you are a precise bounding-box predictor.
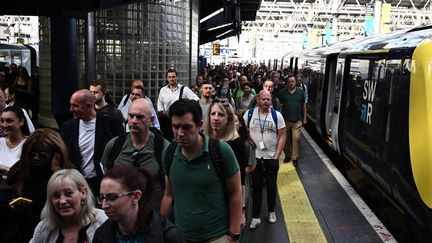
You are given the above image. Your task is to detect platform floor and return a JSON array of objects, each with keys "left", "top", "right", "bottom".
[{"left": 248, "top": 130, "right": 397, "bottom": 243}]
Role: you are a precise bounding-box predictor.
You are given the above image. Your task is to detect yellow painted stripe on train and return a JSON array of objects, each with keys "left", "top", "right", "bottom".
[
  {"left": 409, "top": 39, "right": 432, "bottom": 208},
  {"left": 278, "top": 160, "right": 327, "bottom": 243}
]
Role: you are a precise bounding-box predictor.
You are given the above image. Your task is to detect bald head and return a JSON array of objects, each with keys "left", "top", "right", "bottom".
[
  {"left": 72, "top": 89, "right": 95, "bottom": 106},
  {"left": 257, "top": 90, "right": 272, "bottom": 111},
  {"left": 70, "top": 89, "right": 96, "bottom": 120},
  {"left": 259, "top": 89, "right": 271, "bottom": 99},
  {"left": 129, "top": 98, "right": 153, "bottom": 118},
  {"left": 128, "top": 98, "right": 154, "bottom": 134}
]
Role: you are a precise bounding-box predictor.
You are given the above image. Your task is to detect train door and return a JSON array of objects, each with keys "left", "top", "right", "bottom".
[
  {"left": 322, "top": 54, "right": 339, "bottom": 146},
  {"left": 329, "top": 58, "right": 345, "bottom": 152}
]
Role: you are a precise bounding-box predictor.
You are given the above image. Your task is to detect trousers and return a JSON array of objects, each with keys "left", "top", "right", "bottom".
[
  {"left": 251, "top": 158, "right": 279, "bottom": 218},
  {"left": 283, "top": 120, "right": 302, "bottom": 160}
]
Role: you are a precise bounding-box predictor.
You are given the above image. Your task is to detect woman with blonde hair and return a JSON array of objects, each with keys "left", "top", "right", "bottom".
[
  {"left": 203, "top": 100, "right": 253, "bottom": 225},
  {"left": 30, "top": 169, "right": 107, "bottom": 243}
]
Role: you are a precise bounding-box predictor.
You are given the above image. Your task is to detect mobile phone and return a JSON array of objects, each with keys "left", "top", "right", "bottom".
[{"left": 9, "top": 197, "right": 33, "bottom": 207}]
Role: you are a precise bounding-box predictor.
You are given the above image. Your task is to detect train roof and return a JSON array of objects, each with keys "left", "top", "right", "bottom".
[
  {"left": 341, "top": 25, "right": 432, "bottom": 54},
  {"left": 283, "top": 25, "right": 432, "bottom": 59},
  {"left": 0, "top": 44, "right": 30, "bottom": 51}
]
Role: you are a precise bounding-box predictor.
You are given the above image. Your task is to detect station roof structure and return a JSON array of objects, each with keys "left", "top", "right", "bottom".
[
  {"left": 242, "top": 0, "right": 432, "bottom": 41},
  {"left": 0, "top": 0, "right": 261, "bottom": 45}
]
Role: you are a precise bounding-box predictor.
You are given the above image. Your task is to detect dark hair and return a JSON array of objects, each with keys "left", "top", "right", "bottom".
[
  {"left": 90, "top": 79, "right": 116, "bottom": 106},
  {"left": 169, "top": 99, "right": 202, "bottom": 125},
  {"left": 201, "top": 80, "right": 212, "bottom": 86},
  {"left": 287, "top": 72, "right": 295, "bottom": 79},
  {"left": 90, "top": 80, "right": 107, "bottom": 93},
  {"left": 166, "top": 68, "right": 177, "bottom": 76},
  {"left": 104, "top": 166, "right": 154, "bottom": 232},
  {"left": 235, "top": 112, "right": 256, "bottom": 150},
  {"left": 3, "top": 106, "right": 30, "bottom": 135}
]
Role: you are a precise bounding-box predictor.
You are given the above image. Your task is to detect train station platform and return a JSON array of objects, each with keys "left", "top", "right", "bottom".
[{"left": 248, "top": 130, "right": 397, "bottom": 243}]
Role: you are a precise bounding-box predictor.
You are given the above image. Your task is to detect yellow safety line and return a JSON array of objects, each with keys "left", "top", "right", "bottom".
[{"left": 278, "top": 159, "right": 327, "bottom": 243}]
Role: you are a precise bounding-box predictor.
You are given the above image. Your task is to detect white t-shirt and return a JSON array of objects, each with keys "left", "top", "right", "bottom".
[
  {"left": 0, "top": 137, "right": 26, "bottom": 171},
  {"left": 79, "top": 118, "right": 97, "bottom": 178},
  {"left": 157, "top": 84, "right": 199, "bottom": 112},
  {"left": 244, "top": 108, "right": 286, "bottom": 159}
]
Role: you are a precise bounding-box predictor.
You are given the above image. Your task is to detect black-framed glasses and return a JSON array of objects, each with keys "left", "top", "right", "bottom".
[
  {"left": 30, "top": 151, "right": 49, "bottom": 159},
  {"left": 99, "top": 191, "right": 134, "bottom": 203}
]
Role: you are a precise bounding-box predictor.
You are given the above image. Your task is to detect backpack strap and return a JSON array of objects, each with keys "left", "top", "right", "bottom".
[
  {"left": 270, "top": 108, "right": 278, "bottom": 135},
  {"left": 153, "top": 132, "right": 166, "bottom": 190},
  {"left": 122, "top": 94, "right": 130, "bottom": 107},
  {"left": 208, "top": 137, "right": 224, "bottom": 180},
  {"left": 179, "top": 86, "right": 185, "bottom": 100},
  {"left": 247, "top": 107, "right": 255, "bottom": 128},
  {"left": 106, "top": 133, "right": 129, "bottom": 170},
  {"left": 164, "top": 141, "right": 178, "bottom": 179}
]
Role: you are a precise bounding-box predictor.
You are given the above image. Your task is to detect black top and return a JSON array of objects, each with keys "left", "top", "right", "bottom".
[{"left": 227, "top": 137, "right": 247, "bottom": 185}]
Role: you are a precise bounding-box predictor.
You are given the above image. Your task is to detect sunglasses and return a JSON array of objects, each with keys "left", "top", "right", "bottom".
[
  {"left": 30, "top": 151, "right": 49, "bottom": 159},
  {"left": 132, "top": 151, "right": 141, "bottom": 167},
  {"left": 212, "top": 98, "right": 231, "bottom": 106},
  {"left": 99, "top": 191, "right": 134, "bottom": 203}
]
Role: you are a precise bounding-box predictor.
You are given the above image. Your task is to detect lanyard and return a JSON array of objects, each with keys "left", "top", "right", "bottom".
[{"left": 258, "top": 111, "right": 268, "bottom": 137}]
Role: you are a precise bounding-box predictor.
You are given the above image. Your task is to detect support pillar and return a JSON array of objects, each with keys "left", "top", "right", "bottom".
[{"left": 50, "top": 17, "right": 78, "bottom": 128}]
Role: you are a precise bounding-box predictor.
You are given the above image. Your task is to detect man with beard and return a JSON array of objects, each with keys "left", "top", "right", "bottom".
[
  {"left": 89, "top": 80, "right": 124, "bottom": 123},
  {"left": 199, "top": 81, "right": 213, "bottom": 117}
]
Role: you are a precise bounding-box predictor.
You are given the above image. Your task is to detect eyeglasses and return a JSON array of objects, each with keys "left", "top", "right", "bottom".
[
  {"left": 30, "top": 151, "right": 49, "bottom": 159},
  {"left": 99, "top": 191, "right": 134, "bottom": 203}
]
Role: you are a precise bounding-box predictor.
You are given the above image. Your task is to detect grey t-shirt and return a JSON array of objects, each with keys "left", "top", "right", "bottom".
[
  {"left": 101, "top": 132, "right": 169, "bottom": 210},
  {"left": 244, "top": 108, "right": 286, "bottom": 159}
]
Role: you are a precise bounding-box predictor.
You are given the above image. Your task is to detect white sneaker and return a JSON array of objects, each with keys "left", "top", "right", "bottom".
[
  {"left": 250, "top": 218, "right": 261, "bottom": 229},
  {"left": 269, "top": 212, "right": 277, "bottom": 223}
]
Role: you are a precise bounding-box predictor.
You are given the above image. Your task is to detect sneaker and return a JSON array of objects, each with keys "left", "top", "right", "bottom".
[
  {"left": 292, "top": 159, "right": 298, "bottom": 167},
  {"left": 250, "top": 218, "right": 261, "bottom": 229},
  {"left": 269, "top": 212, "right": 277, "bottom": 223}
]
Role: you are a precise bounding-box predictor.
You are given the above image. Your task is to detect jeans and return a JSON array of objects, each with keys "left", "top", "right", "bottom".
[{"left": 251, "top": 158, "right": 279, "bottom": 218}]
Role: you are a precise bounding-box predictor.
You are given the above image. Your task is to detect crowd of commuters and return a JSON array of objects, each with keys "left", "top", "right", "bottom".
[{"left": 0, "top": 62, "right": 309, "bottom": 242}]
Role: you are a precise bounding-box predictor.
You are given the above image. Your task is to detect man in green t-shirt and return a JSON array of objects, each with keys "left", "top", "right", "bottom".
[
  {"left": 278, "top": 74, "right": 307, "bottom": 167},
  {"left": 160, "top": 99, "right": 242, "bottom": 243}
]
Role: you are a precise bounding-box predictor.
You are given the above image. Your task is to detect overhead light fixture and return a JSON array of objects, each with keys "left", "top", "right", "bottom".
[
  {"left": 200, "top": 8, "right": 224, "bottom": 23},
  {"left": 207, "top": 23, "right": 232, "bottom": 31},
  {"left": 216, "top": 29, "right": 234, "bottom": 39}
]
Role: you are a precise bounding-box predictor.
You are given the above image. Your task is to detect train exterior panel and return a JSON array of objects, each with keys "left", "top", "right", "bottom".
[{"left": 283, "top": 26, "right": 432, "bottom": 233}]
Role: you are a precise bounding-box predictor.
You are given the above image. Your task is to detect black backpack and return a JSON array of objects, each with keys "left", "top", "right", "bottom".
[{"left": 105, "top": 132, "right": 166, "bottom": 189}]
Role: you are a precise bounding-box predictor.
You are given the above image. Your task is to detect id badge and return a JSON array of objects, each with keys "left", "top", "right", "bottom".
[{"left": 259, "top": 141, "right": 266, "bottom": 150}]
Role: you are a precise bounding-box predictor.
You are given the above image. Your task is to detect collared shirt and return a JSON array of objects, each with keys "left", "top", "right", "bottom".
[{"left": 157, "top": 84, "right": 199, "bottom": 112}]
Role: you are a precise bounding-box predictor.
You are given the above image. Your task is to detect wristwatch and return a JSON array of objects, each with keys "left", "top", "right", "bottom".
[{"left": 227, "top": 231, "right": 241, "bottom": 241}]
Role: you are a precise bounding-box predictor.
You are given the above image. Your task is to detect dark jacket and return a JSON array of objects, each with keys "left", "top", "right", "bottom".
[
  {"left": 60, "top": 111, "right": 124, "bottom": 178},
  {"left": 93, "top": 212, "right": 184, "bottom": 243}
]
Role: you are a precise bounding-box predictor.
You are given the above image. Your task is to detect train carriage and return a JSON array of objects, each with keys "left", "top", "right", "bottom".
[{"left": 282, "top": 25, "right": 432, "bottom": 234}]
